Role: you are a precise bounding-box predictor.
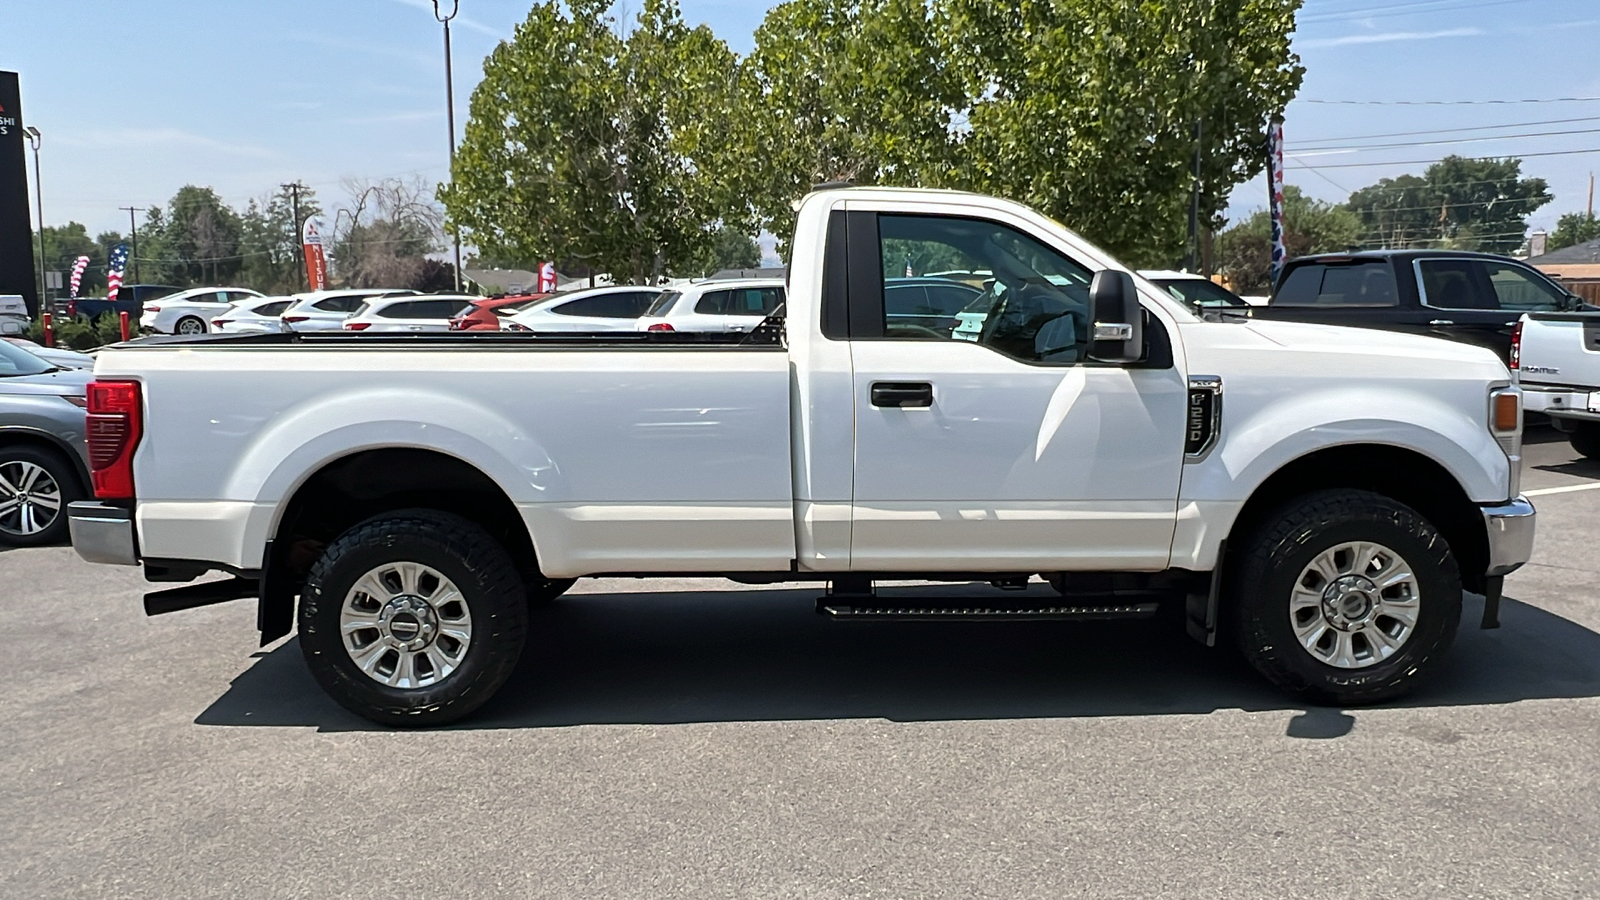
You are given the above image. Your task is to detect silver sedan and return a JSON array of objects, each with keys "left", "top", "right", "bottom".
[{"left": 0, "top": 340, "right": 93, "bottom": 546}]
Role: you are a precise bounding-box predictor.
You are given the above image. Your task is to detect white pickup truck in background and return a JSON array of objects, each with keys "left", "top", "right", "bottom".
[
  {"left": 1517, "top": 311, "right": 1600, "bottom": 459},
  {"left": 67, "top": 187, "right": 1536, "bottom": 726}
]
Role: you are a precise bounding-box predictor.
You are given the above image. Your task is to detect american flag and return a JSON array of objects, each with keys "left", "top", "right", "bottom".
[
  {"left": 106, "top": 243, "right": 130, "bottom": 303},
  {"left": 904, "top": 257, "right": 914, "bottom": 278},
  {"left": 69, "top": 255, "right": 90, "bottom": 299}
]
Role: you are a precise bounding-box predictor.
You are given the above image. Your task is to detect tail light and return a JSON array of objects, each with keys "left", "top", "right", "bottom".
[
  {"left": 646, "top": 323, "right": 675, "bottom": 332},
  {"left": 86, "top": 380, "right": 143, "bottom": 499},
  {"left": 1509, "top": 320, "right": 1522, "bottom": 370},
  {"left": 145, "top": 306, "right": 161, "bottom": 313},
  {"left": 447, "top": 318, "right": 464, "bottom": 331},
  {"left": 345, "top": 321, "right": 372, "bottom": 331},
  {"left": 212, "top": 319, "right": 229, "bottom": 328},
  {"left": 283, "top": 315, "right": 310, "bottom": 324},
  {"left": 504, "top": 322, "right": 532, "bottom": 333}
]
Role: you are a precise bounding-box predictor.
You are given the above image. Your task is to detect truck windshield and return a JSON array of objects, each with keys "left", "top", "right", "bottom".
[{"left": 0, "top": 340, "right": 55, "bottom": 377}]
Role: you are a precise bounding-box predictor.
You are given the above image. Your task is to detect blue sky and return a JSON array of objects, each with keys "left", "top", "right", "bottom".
[{"left": 8, "top": 0, "right": 1600, "bottom": 242}]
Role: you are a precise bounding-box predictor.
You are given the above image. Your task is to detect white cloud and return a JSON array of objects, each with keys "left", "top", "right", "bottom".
[
  {"left": 1299, "top": 27, "right": 1484, "bottom": 49},
  {"left": 54, "top": 128, "right": 277, "bottom": 160}
]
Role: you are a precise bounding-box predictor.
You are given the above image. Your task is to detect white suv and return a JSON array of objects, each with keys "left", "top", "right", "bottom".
[
  {"left": 141, "top": 287, "right": 264, "bottom": 335},
  {"left": 503, "top": 285, "right": 663, "bottom": 333},
  {"left": 342, "top": 295, "right": 477, "bottom": 333},
  {"left": 281, "top": 290, "right": 415, "bottom": 332},
  {"left": 635, "top": 279, "right": 785, "bottom": 333}
]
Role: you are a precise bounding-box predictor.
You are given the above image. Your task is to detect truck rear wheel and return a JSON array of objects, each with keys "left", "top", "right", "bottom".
[
  {"left": 298, "top": 509, "right": 527, "bottom": 726},
  {"left": 1570, "top": 423, "right": 1600, "bottom": 460},
  {"left": 1230, "top": 489, "right": 1461, "bottom": 706}
]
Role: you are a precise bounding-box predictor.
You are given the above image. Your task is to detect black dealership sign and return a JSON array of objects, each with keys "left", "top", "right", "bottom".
[{"left": 0, "top": 72, "right": 37, "bottom": 317}]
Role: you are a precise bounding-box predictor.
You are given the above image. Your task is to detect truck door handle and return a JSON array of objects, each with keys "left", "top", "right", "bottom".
[
  {"left": 871, "top": 382, "right": 934, "bottom": 408},
  {"left": 1429, "top": 319, "right": 1455, "bottom": 326}
]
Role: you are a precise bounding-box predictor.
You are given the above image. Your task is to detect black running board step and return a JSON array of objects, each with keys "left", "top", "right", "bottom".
[
  {"left": 144, "top": 578, "right": 260, "bottom": 617},
  {"left": 817, "top": 599, "right": 1159, "bottom": 622}
]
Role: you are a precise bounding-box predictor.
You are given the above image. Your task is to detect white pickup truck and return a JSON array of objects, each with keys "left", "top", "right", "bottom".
[
  {"left": 1516, "top": 311, "right": 1600, "bottom": 459},
  {"left": 67, "top": 187, "right": 1536, "bottom": 726}
]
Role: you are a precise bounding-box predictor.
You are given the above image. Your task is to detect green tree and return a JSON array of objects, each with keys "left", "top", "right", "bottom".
[
  {"left": 699, "top": 224, "right": 762, "bottom": 274},
  {"left": 742, "top": 0, "right": 1304, "bottom": 269},
  {"left": 1546, "top": 211, "right": 1600, "bottom": 253},
  {"left": 742, "top": 0, "right": 962, "bottom": 249},
  {"left": 31, "top": 222, "right": 105, "bottom": 298},
  {"left": 239, "top": 184, "right": 323, "bottom": 292},
  {"left": 1345, "top": 156, "right": 1550, "bottom": 254},
  {"left": 145, "top": 186, "right": 246, "bottom": 286},
  {"left": 444, "top": 0, "right": 747, "bottom": 285},
  {"left": 1215, "top": 185, "right": 1363, "bottom": 294}
]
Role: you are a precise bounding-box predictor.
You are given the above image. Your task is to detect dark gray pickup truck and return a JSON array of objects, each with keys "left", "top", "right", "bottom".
[{"left": 1250, "top": 250, "right": 1589, "bottom": 363}]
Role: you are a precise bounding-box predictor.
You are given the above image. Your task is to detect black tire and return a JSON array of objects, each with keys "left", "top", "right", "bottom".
[
  {"left": 0, "top": 444, "right": 83, "bottom": 547},
  {"left": 1230, "top": 489, "right": 1461, "bottom": 706},
  {"left": 1571, "top": 423, "right": 1600, "bottom": 460},
  {"left": 175, "top": 316, "right": 206, "bottom": 335},
  {"left": 299, "top": 509, "right": 527, "bottom": 726}
]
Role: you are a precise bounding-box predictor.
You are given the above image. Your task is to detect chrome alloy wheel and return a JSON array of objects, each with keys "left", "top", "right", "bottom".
[
  {"left": 0, "top": 461, "right": 63, "bottom": 537},
  {"left": 1289, "top": 541, "right": 1421, "bottom": 670},
  {"left": 340, "top": 562, "right": 473, "bottom": 689}
]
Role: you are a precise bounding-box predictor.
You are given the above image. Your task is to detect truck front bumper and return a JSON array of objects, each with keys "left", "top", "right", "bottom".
[
  {"left": 1482, "top": 496, "right": 1536, "bottom": 577},
  {"left": 68, "top": 501, "right": 140, "bottom": 566}
]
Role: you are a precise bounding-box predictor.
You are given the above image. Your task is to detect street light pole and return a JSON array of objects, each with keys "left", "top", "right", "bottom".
[
  {"left": 25, "top": 127, "right": 45, "bottom": 308},
  {"left": 433, "top": 0, "right": 463, "bottom": 291}
]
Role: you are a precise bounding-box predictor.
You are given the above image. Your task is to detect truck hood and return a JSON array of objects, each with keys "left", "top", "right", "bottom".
[{"left": 1242, "top": 318, "right": 1506, "bottom": 370}]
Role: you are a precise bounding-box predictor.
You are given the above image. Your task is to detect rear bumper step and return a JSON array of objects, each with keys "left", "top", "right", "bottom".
[{"left": 817, "top": 598, "right": 1159, "bottom": 622}]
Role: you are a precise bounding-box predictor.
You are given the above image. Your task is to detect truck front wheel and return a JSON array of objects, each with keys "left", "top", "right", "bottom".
[
  {"left": 1231, "top": 489, "right": 1461, "bottom": 706},
  {"left": 299, "top": 510, "right": 528, "bottom": 726},
  {"left": 1570, "top": 423, "right": 1600, "bottom": 460}
]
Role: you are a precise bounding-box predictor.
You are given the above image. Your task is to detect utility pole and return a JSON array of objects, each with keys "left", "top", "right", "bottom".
[
  {"left": 119, "top": 206, "right": 145, "bottom": 284},
  {"left": 25, "top": 127, "right": 45, "bottom": 306},
  {"left": 1186, "top": 119, "right": 1203, "bottom": 273},
  {"left": 433, "top": 0, "right": 463, "bottom": 291},
  {"left": 282, "top": 182, "right": 306, "bottom": 292},
  {"left": 1588, "top": 173, "right": 1594, "bottom": 219}
]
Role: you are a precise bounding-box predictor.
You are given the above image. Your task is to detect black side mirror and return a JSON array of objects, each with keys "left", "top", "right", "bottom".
[{"left": 1088, "top": 270, "right": 1143, "bottom": 364}]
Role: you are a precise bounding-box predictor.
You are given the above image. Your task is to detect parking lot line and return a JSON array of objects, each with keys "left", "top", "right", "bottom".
[{"left": 1525, "top": 483, "right": 1600, "bottom": 497}]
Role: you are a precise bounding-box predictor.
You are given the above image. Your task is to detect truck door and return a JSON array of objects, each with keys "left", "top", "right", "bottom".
[
  {"left": 1415, "top": 257, "right": 1568, "bottom": 363},
  {"left": 839, "top": 210, "right": 1189, "bottom": 572}
]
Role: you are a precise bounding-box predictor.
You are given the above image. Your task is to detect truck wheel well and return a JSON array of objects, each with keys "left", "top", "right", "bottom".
[
  {"left": 1229, "top": 444, "right": 1489, "bottom": 593},
  {"left": 271, "top": 448, "right": 540, "bottom": 589}
]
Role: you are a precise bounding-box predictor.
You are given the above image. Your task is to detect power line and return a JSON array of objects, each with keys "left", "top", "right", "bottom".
[
  {"left": 1300, "top": 0, "right": 1552, "bottom": 23},
  {"left": 1291, "top": 125, "right": 1600, "bottom": 155},
  {"left": 1295, "top": 115, "right": 1600, "bottom": 146},
  {"left": 1302, "top": 96, "right": 1600, "bottom": 107},
  {"left": 1298, "top": 147, "right": 1600, "bottom": 169}
]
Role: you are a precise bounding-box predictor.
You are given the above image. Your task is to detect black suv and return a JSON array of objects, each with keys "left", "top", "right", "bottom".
[{"left": 1250, "top": 250, "right": 1589, "bottom": 363}]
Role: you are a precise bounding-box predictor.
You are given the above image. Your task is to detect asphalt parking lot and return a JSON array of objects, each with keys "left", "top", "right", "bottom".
[{"left": 3, "top": 429, "right": 1599, "bottom": 899}]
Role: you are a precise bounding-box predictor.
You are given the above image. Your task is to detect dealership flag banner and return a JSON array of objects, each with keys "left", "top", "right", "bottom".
[
  {"left": 302, "top": 219, "right": 327, "bottom": 290},
  {"left": 68, "top": 254, "right": 89, "bottom": 299},
  {"left": 1267, "top": 119, "right": 1287, "bottom": 288},
  {"left": 538, "top": 261, "right": 557, "bottom": 293},
  {"left": 106, "top": 243, "right": 129, "bottom": 304}
]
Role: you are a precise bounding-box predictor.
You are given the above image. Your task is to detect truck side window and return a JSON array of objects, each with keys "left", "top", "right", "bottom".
[
  {"left": 1483, "top": 262, "right": 1565, "bottom": 311},
  {"left": 876, "top": 214, "right": 1093, "bottom": 365},
  {"left": 1418, "top": 260, "right": 1496, "bottom": 310}
]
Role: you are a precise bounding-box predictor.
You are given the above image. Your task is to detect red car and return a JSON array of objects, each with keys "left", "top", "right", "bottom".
[{"left": 448, "top": 293, "right": 552, "bottom": 331}]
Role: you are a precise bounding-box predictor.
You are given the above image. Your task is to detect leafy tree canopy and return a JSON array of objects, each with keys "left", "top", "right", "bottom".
[
  {"left": 1546, "top": 211, "right": 1600, "bottom": 254},
  {"left": 1344, "top": 155, "right": 1550, "bottom": 255},
  {"left": 1216, "top": 185, "right": 1362, "bottom": 294}
]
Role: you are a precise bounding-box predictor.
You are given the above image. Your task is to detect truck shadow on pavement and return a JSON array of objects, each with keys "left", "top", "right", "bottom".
[{"left": 195, "top": 583, "right": 1600, "bottom": 734}]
